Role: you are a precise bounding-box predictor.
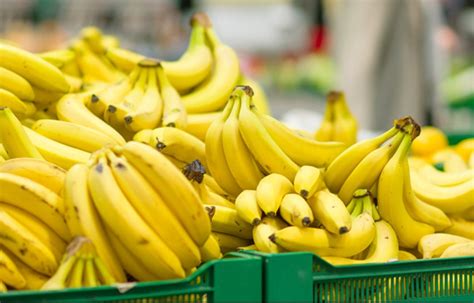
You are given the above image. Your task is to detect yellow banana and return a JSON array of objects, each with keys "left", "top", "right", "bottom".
[
  {"left": 238, "top": 76, "right": 270, "bottom": 115},
  {"left": 199, "top": 234, "right": 223, "bottom": 262},
  {"left": 314, "top": 93, "right": 335, "bottom": 141},
  {"left": 83, "top": 256, "right": 98, "bottom": 287},
  {"left": 408, "top": 157, "right": 473, "bottom": 187},
  {"left": 0, "top": 211, "right": 58, "bottom": 276},
  {"left": 308, "top": 190, "right": 352, "bottom": 234},
  {"left": 184, "top": 111, "right": 221, "bottom": 141},
  {"left": 157, "top": 64, "right": 187, "bottom": 129},
  {"left": 235, "top": 190, "right": 262, "bottom": 226},
  {"left": 256, "top": 173, "right": 293, "bottom": 217},
  {"left": 331, "top": 91, "right": 358, "bottom": 145},
  {"left": 280, "top": 193, "right": 314, "bottom": 227},
  {"left": 204, "top": 174, "right": 229, "bottom": 197},
  {"left": 238, "top": 87, "right": 299, "bottom": 180},
  {"left": 431, "top": 149, "right": 468, "bottom": 173},
  {"left": 105, "top": 47, "right": 144, "bottom": 73},
  {"left": 94, "top": 255, "right": 116, "bottom": 286},
  {"left": 205, "top": 205, "right": 253, "bottom": 240},
  {"left": 2, "top": 250, "right": 48, "bottom": 290},
  {"left": 73, "top": 41, "right": 121, "bottom": 84},
  {"left": 31, "top": 86, "right": 63, "bottom": 105},
  {"left": 0, "top": 249, "right": 26, "bottom": 289},
  {"left": 338, "top": 131, "right": 404, "bottom": 204},
  {"left": 325, "top": 126, "right": 398, "bottom": 193},
  {"left": 88, "top": 156, "right": 185, "bottom": 279},
  {"left": 194, "top": 181, "right": 236, "bottom": 209},
  {"left": 41, "top": 254, "right": 77, "bottom": 290},
  {"left": 442, "top": 216, "right": 474, "bottom": 240},
  {"left": 132, "top": 128, "right": 153, "bottom": 144},
  {"left": 119, "top": 141, "right": 211, "bottom": 246},
  {"left": 0, "top": 172, "right": 70, "bottom": 241},
  {"left": 439, "top": 241, "right": 474, "bottom": 258},
  {"left": 418, "top": 233, "right": 470, "bottom": 259},
  {"left": 0, "top": 42, "right": 69, "bottom": 93},
  {"left": 63, "top": 164, "right": 126, "bottom": 282},
  {"left": 0, "top": 67, "right": 34, "bottom": 101},
  {"left": 398, "top": 250, "right": 417, "bottom": 261},
  {"left": 106, "top": 151, "right": 201, "bottom": 269},
  {"left": 0, "top": 88, "right": 36, "bottom": 118},
  {"left": 0, "top": 144, "right": 8, "bottom": 159},
  {"left": 293, "top": 166, "right": 323, "bottom": 199},
  {"left": 182, "top": 24, "right": 239, "bottom": 113},
  {"left": 222, "top": 98, "right": 264, "bottom": 189},
  {"left": 205, "top": 98, "right": 242, "bottom": 197},
  {"left": 253, "top": 216, "right": 287, "bottom": 253},
  {"left": 67, "top": 255, "right": 85, "bottom": 288},
  {"left": 212, "top": 232, "right": 251, "bottom": 254}
]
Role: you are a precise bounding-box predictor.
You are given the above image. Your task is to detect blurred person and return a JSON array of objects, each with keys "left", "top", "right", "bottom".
[{"left": 326, "top": 0, "right": 455, "bottom": 130}]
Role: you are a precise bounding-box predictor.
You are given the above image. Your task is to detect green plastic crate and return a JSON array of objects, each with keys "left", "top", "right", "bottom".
[
  {"left": 0, "top": 252, "right": 262, "bottom": 303},
  {"left": 243, "top": 251, "right": 474, "bottom": 303}
]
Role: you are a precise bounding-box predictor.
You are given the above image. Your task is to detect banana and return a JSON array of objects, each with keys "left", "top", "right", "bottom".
[
  {"left": 238, "top": 76, "right": 270, "bottom": 115},
  {"left": 119, "top": 141, "right": 211, "bottom": 246},
  {"left": 337, "top": 131, "right": 404, "bottom": 204},
  {"left": 0, "top": 172, "right": 70, "bottom": 242},
  {"left": 133, "top": 128, "right": 153, "bottom": 144},
  {"left": 124, "top": 65, "right": 163, "bottom": 131},
  {"left": 194, "top": 181, "right": 236, "bottom": 209},
  {"left": 0, "top": 144, "right": 8, "bottom": 159},
  {"left": 106, "top": 151, "right": 201, "bottom": 269},
  {"left": 88, "top": 156, "right": 185, "bottom": 279},
  {"left": 149, "top": 127, "right": 207, "bottom": 169},
  {"left": 323, "top": 220, "right": 398, "bottom": 265},
  {"left": 0, "top": 280, "right": 5, "bottom": 292},
  {"left": 235, "top": 190, "right": 262, "bottom": 226},
  {"left": 181, "top": 22, "right": 240, "bottom": 113},
  {"left": 325, "top": 126, "right": 398, "bottom": 193},
  {"left": 293, "top": 166, "right": 323, "bottom": 199},
  {"left": 0, "top": 154, "right": 5, "bottom": 163},
  {"left": 0, "top": 67, "right": 34, "bottom": 101},
  {"left": 31, "top": 86, "right": 63, "bottom": 105},
  {"left": 270, "top": 213, "right": 376, "bottom": 257},
  {"left": 409, "top": 157, "right": 474, "bottom": 187},
  {"left": 205, "top": 205, "right": 253, "bottom": 240},
  {"left": 0, "top": 249, "right": 26, "bottom": 289},
  {"left": 184, "top": 111, "right": 221, "bottom": 141},
  {"left": 238, "top": 87, "right": 299, "bottom": 180},
  {"left": 222, "top": 97, "right": 264, "bottom": 189},
  {"left": 409, "top": 167, "right": 474, "bottom": 214},
  {"left": 56, "top": 93, "right": 126, "bottom": 145},
  {"left": 32, "top": 119, "right": 117, "bottom": 153},
  {"left": 442, "top": 216, "right": 474, "bottom": 240},
  {"left": 432, "top": 149, "right": 468, "bottom": 173},
  {"left": 331, "top": 91, "right": 358, "bottom": 145},
  {"left": 256, "top": 173, "right": 293, "bottom": 217},
  {"left": 0, "top": 42, "right": 69, "bottom": 93},
  {"left": 205, "top": 98, "right": 242, "bottom": 197},
  {"left": 314, "top": 93, "right": 335, "bottom": 141},
  {"left": 0, "top": 107, "right": 43, "bottom": 159},
  {"left": 107, "top": 229, "right": 159, "bottom": 282},
  {"left": 280, "top": 193, "right": 314, "bottom": 227},
  {"left": 203, "top": 174, "right": 229, "bottom": 197},
  {"left": 41, "top": 254, "right": 77, "bottom": 290},
  {"left": 398, "top": 250, "right": 417, "bottom": 261},
  {"left": 156, "top": 65, "right": 187, "bottom": 129},
  {"left": 377, "top": 131, "right": 435, "bottom": 248},
  {"left": 0, "top": 88, "right": 36, "bottom": 118},
  {"left": 402, "top": 159, "right": 452, "bottom": 231},
  {"left": 105, "top": 47, "right": 144, "bottom": 73},
  {"left": 2, "top": 250, "right": 48, "bottom": 290},
  {"left": 94, "top": 255, "right": 116, "bottom": 285},
  {"left": 161, "top": 13, "right": 213, "bottom": 92},
  {"left": 67, "top": 255, "right": 85, "bottom": 288},
  {"left": 308, "top": 190, "right": 352, "bottom": 234},
  {"left": 23, "top": 127, "right": 91, "bottom": 169},
  {"left": 418, "top": 233, "right": 470, "bottom": 259},
  {"left": 83, "top": 256, "right": 98, "bottom": 287},
  {"left": 39, "top": 49, "right": 75, "bottom": 68},
  {"left": 199, "top": 234, "right": 223, "bottom": 262},
  {"left": 439, "top": 241, "right": 474, "bottom": 258},
  {"left": 63, "top": 164, "right": 126, "bottom": 282},
  {"left": 0, "top": 203, "right": 66, "bottom": 262},
  {"left": 73, "top": 41, "right": 121, "bottom": 84},
  {"left": 0, "top": 211, "right": 58, "bottom": 275},
  {"left": 212, "top": 232, "right": 251, "bottom": 253},
  {"left": 253, "top": 216, "right": 287, "bottom": 253}
]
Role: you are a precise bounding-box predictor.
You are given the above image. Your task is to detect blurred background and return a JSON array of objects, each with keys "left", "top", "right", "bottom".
[{"left": 0, "top": 0, "right": 473, "bottom": 136}]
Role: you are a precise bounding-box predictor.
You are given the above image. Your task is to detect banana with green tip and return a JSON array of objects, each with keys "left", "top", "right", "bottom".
[
  {"left": 279, "top": 193, "right": 314, "bottom": 227},
  {"left": 253, "top": 216, "right": 287, "bottom": 253},
  {"left": 235, "top": 190, "right": 262, "bottom": 226},
  {"left": 256, "top": 173, "right": 293, "bottom": 217}
]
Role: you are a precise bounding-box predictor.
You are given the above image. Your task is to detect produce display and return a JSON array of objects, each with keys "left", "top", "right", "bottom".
[{"left": 0, "top": 11, "right": 472, "bottom": 297}]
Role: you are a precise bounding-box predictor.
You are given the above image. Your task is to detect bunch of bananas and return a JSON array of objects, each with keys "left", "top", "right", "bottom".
[{"left": 315, "top": 91, "right": 358, "bottom": 145}]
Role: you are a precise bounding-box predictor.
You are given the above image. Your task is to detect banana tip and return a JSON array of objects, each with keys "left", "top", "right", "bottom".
[
  {"left": 267, "top": 211, "right": 276, "bottom": 217},
  {"left": 268, "top": 234, "right": 276, "bottom": 243},
  {"left": 252, "top": 218, "right": 261, "bottom": 226},
  {"left": 190, "top": 12, "right": 212, "bottom": 27},
  {"left": 339, "top": 226, "right": 349, "bottom": 234},
  {"left": 300, "top": 190, "right": 309, "bottom": 199}
]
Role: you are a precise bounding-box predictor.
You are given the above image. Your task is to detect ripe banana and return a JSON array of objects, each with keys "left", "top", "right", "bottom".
[
  {"left": 156, "top": 64, "right": 187, "bottom": 128},
  {"left": 331, "top": 91, "right": 358, "bottom": 145},
  {"left": 308, "top": 190, "right": 352, "bottom": 234},
  {"left": 418, "top": 233, "right": 470, "bottom": 259},
  {"left": 237, "top": 87, "right": 299, "bottom": 179},
  {"left": 39, "top": 49, "right": 75, "bottom": 68},
  {"left": 439, "top": 241, "right": 474, "bottom": 258},
  {"left": 133, "top": 128, "right": 153, "bottom": 144},
  {"left": 0, "top": 88, "right": 36, "bottom": 119},
  {"left": 31, "top": 86, "right": 63, "bottom": 105},
  {"left": 0, "top": 42, "right": 69, "bottom": 93},
  {"left": 0, "top": 211, "right": 58, "bottom": 275},
  {"left": 409, "top": 157, "right": 473, "bottom": 187},
  {"left": 323, "top": 220, "right": 398, "bottom": 265},
  {"left": 235, "top": 190, "right": 262, "bottom": 226},
  {"left": 431, "top": 149, "right": 467, "bottom": 173},
  {"left": 377, "top": 132, "right": 435, "bottom": 248},
  {"left": 119, "top": 141, "right": 211, "bottom": 246},
  {"left": 88, "top": 156, "right": 185, "bottom": 279},
  {"left": 212, "top": 232, "right": 251, "bottom": 253},
  {"left": 107, "top": 151, "right": 201, "bottom": 269},
  {"left": 195, "top": 181, "right": 235, "bottom": 209},
  {"left": 442, "top": 216, "right": 474, "bottom": 240},
  {"left": 181, "top": 23, "right": 240, "bottom": 113},
  {"left": 222, "top": 97, "right": 264, "bottom": 189},
  {"left": 0, "top": 172, "right": 70, "bottom": 241},
  {"left": 398, "top": 250, "right": 417, "bottom": 261},
  {"left": 280, "top": 193, "right": 314, "bottom": 227},
  {"left": 293, "top": 166, "right": 323, "bottom": 199},
  {"left": 0, "top": 248, "right": 26, "bottom": 289},
  {"left": 0, "top": 107, "right": 43, "bottom": 159},
  {"left": 184, "top": 111, "right": 221, "bottom": 141},
  {"left": 270, "top": 213, "right": 376, "bottom": 257},
  {"left": 238, "top": 76, "right": 270, "bottom": 115},
  {"left": 0, "top": 67, "right": 35, "bottom": 101},
  {"left": 314, "top": 93, "right": 335, "bottom": 141},
  {"left": 205, "top": 98, "right": 242, "bottom": 197},
  {"left": 149, "top": 127, "right": 207, "bottom": 169},
  {"left": 73, "top": 41, "right": 121, "bottom": 84},
  {"left": 253, "top": 216, "right": 287, "bottom": 253},
  {"left": 205, "top": 205, "right": 253, "bottom": 239},
  {"left": 2, "top": 250, "right": 48, "bottom": 290},
  {"left": 105, "top": 47, "right": 144, "bottom": 73},
  {"left": 63, "top": 164, "right": 127, "bottom": 282},
  {"left": 41, "top": 254, "right": 77, "bottom": 290},
  {"left": 199, "top": 234, "right": 223, "bottom": 262},
  {"left": 325, "top": 126, "right": 398, "bottom": 193},
  {"left": 256, "top": 173, "right": 293, "bottom": 216},
  {"left": 337, "top": 131, "right": 404, "bottom": 204}
]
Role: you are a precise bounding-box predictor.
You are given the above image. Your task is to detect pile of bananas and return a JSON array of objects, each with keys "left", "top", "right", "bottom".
[{"left": 0, "top": 9, "right": 473, "bottom": 296}]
